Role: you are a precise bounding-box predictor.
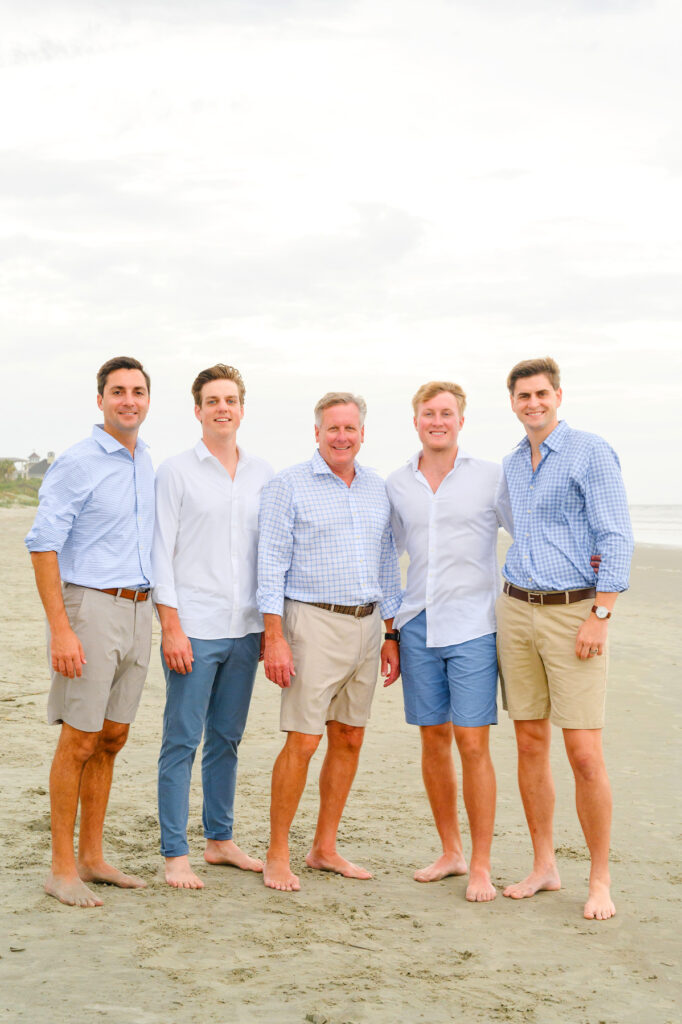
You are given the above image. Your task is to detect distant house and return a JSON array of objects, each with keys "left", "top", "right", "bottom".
[{"left": 5, "top": 451, "right": 56, "bottom": 480}]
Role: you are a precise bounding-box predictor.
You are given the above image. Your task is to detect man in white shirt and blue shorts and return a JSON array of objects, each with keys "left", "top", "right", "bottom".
[
  {"left": 152, "top": 364, "right": 273, "bottom": 889},
  {"left": 386, "top": 381, "right": 512, "bottom": 902}
]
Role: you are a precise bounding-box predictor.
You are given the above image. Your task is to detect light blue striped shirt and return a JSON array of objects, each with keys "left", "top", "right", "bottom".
[
  {"left": 502, "top": 420, "right": 633, "bottom": 593},
  {"left": 25, "top": 425, "right": 155, "bottom": 588},
  {"left": 257, "top": 450, "right": 401, "bottom": 618}
]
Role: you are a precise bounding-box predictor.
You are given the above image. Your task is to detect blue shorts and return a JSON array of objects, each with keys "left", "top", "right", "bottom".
[{"left": 399, "top": 611, "right": 498, "bottom": 727}]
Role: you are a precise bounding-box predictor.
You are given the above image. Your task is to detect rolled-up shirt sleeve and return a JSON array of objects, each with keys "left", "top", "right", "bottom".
[
  {"left": 585, "top": 442, "right": 633, "bottom": 592},
  {"left": 257, "top": 475, "right": 295, "bottom": 616},
  {"left": 151, "top": 461, "right": 182, "bottom": 609},
  {"left": 25, "top": 455, "right": 92, "bottom": 554},
  {"left": 378, "top": 520, "right": 401, "bottom": 619}
]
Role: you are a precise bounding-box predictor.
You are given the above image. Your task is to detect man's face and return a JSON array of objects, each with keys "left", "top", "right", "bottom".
[
  {"left": 195, "top": 379, "right": 244, "bottom": 441},
  {"left": 510, "top": 373, "right": 562, "bottom": 436},
  {"left": 414, "top": 391, "right": 464, "bottom": 454},
  {"left": 97, "top": 368, "right": 150, "bottom": 437},
  {"left": 315, "top": 403, "right": 364, "bottom": 475}
]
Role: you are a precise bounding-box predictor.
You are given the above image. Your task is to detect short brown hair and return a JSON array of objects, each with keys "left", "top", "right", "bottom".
[
  {"left": 97, "top": 356, "right": 150, "bottom": 395},
  {"left": 411, "top": 381, "right": 466, "bottom": 416},
  {"left": 507, "top": 357, "right": 560, "bottom": 394},
  {"left": 314, "top": 392, "right": 367, "bottom": 427},
  {"left": 192, "top": 364, "right": 245, "bottom": 407}
]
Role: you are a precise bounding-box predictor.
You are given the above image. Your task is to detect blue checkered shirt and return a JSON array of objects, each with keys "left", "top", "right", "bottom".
[
  {"left": 502, "top": 421, "right": 633, "bottom": 592},
  {"left": 25, "top": 425, "right": 155, "bottom": 588},
  {"left": 257, "top": 450, "right": 401, "bottom": 618}
]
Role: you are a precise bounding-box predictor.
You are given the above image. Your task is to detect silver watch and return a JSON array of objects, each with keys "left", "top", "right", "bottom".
[{"left": 591, "top": 605, "right": 611, "bottom": 620}]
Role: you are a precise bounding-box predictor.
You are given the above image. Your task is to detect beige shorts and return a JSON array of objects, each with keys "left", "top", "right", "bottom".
[
  {"left": 47, "top": 583, "right": 153, "bottom": 733},
  {"left": 280, "top": 600, "right": 382, "bottom": 734},
  {"left": 496, "top": 592, "right": 609, "bottom": 730}
]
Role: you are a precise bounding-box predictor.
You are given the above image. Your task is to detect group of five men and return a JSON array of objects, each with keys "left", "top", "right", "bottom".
[{"left": 26, "top": 354, "right": 633, "bottom": 921}]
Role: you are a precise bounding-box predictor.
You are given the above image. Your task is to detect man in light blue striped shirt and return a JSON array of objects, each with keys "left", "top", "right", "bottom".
[
  {"left": 496, "top": 356, "right": 633, "bottom": 922},
  {"left": 25, "top": 356, "right": 155, "bottom": 909},
  {"left": 257, "top": 392, "right": 401, "bottom": 892}
]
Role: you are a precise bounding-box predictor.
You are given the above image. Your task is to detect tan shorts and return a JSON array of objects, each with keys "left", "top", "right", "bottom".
[
  {"left": 47, "top": 583, "right": 153, "bottom": 733},
  {"left": 495, "top": 592, "right": 608, "bottom": 729},
  {"left": 280, "top": 600, "right": 382, "bottom": 734}
]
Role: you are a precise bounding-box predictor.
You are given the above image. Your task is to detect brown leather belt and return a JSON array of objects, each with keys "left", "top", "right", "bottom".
[
  {"left": 503, "top": 581, "right": 595, "bottom": 606},
  {"left": 308, "top": 601, "right": 376, "bottom": 618},
  {"left": 96, "top": 587, "right": 150, "bottom": 602}
]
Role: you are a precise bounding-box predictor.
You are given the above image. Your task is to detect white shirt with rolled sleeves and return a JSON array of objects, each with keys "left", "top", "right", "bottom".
[
  {"left": 386, "top": 450, "right": 513, "bottom": 648},
  {"left": 151, "top": 441, "right": 274, "bottom": 640}
]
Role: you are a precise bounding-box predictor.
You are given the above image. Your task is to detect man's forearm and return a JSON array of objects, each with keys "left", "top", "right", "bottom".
[
  {"left": 156, "top": 603, "right": 183, "bottom": 632},
  {"left": 30, "top": 551, "right": 70, "bottom": 631},
  {"left": 264, "top": 613, "right": 284, "bottom": 639}
]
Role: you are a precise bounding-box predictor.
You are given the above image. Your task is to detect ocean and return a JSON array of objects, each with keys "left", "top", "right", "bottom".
[{"left": 630, "top": 505, "right": 682, "bottom": 548}]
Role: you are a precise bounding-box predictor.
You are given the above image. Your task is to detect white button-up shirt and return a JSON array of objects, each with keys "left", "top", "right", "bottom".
[
  {"left": 386, "top": 450, "right": 513, "bottom": 647},
  {"left": 152, "top": 441, "right": 274, "bottom": 640}
]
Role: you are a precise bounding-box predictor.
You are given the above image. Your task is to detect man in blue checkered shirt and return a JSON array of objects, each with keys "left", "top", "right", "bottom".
[
  {"left": 257, "top": 391, "right": 401, "bottom": 892},
  {"left": 496, "top": 357, "right": 633, "bottom": 921}
]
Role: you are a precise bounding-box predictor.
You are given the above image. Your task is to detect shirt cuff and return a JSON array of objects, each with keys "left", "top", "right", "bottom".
[
  {"left": 379, "top": 593, "right": 402, "bottom": 619},
  {"left": 152, "top": 584, "right": 178, "bottom": 608}
]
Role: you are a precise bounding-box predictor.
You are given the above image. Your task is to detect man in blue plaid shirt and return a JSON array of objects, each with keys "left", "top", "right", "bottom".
[
  {"left": 497, "top": 357, "right": 633, "bottom": 921},
  {"left": 257, "top": 392, "right": 401, "bottom": 892}
]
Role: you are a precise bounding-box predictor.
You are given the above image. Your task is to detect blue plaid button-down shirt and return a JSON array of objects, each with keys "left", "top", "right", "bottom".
[
  {"left": 25, "top": 425, "right": 155, "bottom": 588},
  {"left": 502, "top": 421, "right": 633, "bottom": 593},
  {"left": 257, "top": 450, "right": 401, "bottom": 618}
]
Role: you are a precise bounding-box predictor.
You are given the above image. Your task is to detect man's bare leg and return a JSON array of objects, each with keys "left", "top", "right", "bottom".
[
  {"left": 504, "top": 718, "right": 561, "bottom": 899},
  {"left": 414, "top": 723, "right": 468, "bottom": 882},
  {"left": 204, "top": 839, "right": 263, "bottom": 872},
  {"left": 563, "top": 728, "right": 615, "bottom": 920},
  {"left": 306, "top": 722, "right": 371, "bottom": 879},
  {"left": 45, "top": 723, "right": 103, "bottom": 907},
  {"left": 76, "top": 719, "right": 145, "bottom": 889},
  {"left": 264, "top": 731, "right": 321, "bottom": 891},
  {"left": 454, "top": 724, "right": 496, "bottom": 901}
]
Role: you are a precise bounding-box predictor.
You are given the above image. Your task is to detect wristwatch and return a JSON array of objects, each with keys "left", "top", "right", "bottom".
[
  {"left": 591, "top": 605, "right": 612, "bottom": 620},
  {"left": 384, "top": 630, "right": 400, "bottom": 643}
]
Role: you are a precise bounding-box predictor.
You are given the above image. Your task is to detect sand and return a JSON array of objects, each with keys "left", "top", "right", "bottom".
[{"left": 1, "top": 507, "right": 680, "bottom": 1024}]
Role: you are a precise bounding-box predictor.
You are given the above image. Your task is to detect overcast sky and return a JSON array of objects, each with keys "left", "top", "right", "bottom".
[{"left": 1, "top": 0, "right": 680, "bottom": 502}]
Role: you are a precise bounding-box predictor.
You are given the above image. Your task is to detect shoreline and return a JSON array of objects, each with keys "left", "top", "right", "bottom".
[{"left": 1, "top": 510, "right": 680, "bottom": 1024}]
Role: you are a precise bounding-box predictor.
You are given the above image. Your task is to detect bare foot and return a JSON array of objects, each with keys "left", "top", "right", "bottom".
[
  {"left": 584, "top": 879, "right": 615, "bottom": 920},
  {"left": 305, "top": 850, "right": 372, "bottom": 879},
  {"left": 263, "top": 856, "right": 300, "bottom": 892},
  {"left": 204, "top": 839, "right": 263, "bottom": 872},
  {"left": 45, "top": 872, "right": 103, "bottom": 908},
  {"left": 77, "top": 860, "right": 146, "bottom": 889},
  {"left": 163, "top": 855, "right": 204, "bottom": 889},
  {"left": 465, "top": 866, "right": 496, "bottom": 902},
  {"left": 503, "top": 866, "right": 561, "bottom": 899},
  {"left": 414, "top": 851, "right": 468, "bottom": 883}
]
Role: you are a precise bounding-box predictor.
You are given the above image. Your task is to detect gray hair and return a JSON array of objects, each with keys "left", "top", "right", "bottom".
[{"left": 314, "top": 391, "right": 367, "bottom": 427}]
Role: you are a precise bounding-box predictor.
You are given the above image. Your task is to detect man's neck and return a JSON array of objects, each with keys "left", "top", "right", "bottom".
[
  {"left": 418, "top": 446, "right": 458, "bottom": 493},
  {"left": 525, "top": 418, "right": 559, "bottom": 462},
  {"left": 203, "top": 434, "right": 239, "bottom": 478},
  {"left": 102, "top": 424, "right": 138, "bottom": 457}
]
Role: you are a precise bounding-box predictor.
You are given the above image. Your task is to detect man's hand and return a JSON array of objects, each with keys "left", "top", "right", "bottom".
[
  {"left": 50, "top": 624, "right": 87, "bottom": 679},
  {"left": 161, "top": 622, "right": 194, "bottom": 675},
  {"left": 575, "top": 617, "right": 608, "bottom": 660},
  {"left": 381, "top": 640, "right": 400, "bottom": 687},
  {"left": 264, "top": 635, "right": 295, "bottom": 688},
  {"left": 590, "top": 553, "right": 602, "bottom": 572}
]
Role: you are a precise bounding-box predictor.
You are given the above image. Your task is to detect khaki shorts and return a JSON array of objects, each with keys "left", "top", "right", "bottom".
[
  {"left": 47, "top": 584, "right": 153, "bottom": 733},
  {"left": 496, "top": 592, "right": 608, "bottom": 729},
  {"left": 280, "top": 600, "right": 382, "bottom": 734}
]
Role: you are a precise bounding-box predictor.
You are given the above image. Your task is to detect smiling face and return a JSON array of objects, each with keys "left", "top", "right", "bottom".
[
  {"left": 510, "top": 372, "right": 562, "bottom": 442},
  {"left": 315, "top": 402, "right": 364, "bottom": 478},
  {"left": 414, "top": 390, "right": 464, "bottom": 455},
  {"left": 97, "top": 368, "right": 150, "bottom": 443},
  {"left": 195, "top": 378, "right": 244, "bottom": 443}
]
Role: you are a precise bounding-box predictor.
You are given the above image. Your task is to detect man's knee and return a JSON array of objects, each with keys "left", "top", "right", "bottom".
[
  {"left": 97, "top": 721, "right": 130, "bottom": 756},
  {"left": 327, "top": 722, "right": 365, "bottom": 753},
  {"left": 56, "top": 723, "right": 100, "bottom": 764},
  {"left": 284, "top": 731, "right": 322, "bottom": 763},
  {"left": 515, "top": 720, "right": 550, "bottom": 759},
  {"left": 420, "top": 722, "right": 454, "bottom": 754},
  {"left": 454, "top": 727, "right": 490, "bottom": 762}
]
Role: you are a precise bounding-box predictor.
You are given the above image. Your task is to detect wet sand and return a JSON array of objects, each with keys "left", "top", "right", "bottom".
[{"left": 1, "top": 508, "right": 680, "bottom": 1023}]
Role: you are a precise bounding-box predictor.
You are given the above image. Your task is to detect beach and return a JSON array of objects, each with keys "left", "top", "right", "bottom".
[{"left": 1, "top": 507, "right": 680, "bottom": 1024}]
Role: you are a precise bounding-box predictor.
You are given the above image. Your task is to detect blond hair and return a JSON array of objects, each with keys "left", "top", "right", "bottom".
[
  {"left": 411, "top": 381, "right": 466, "bottom": 417},
  {"left": 191, "top": 364, "right": 245, "bottom": 407}
]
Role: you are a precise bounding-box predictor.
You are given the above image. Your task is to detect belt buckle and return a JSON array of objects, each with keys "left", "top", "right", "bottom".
[{"left": 527, "top": 591, "right": 542, "bottom": 605}]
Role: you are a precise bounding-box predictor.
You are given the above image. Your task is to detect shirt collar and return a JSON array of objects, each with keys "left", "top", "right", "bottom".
[
  {"left": 409, "top": 448, "right": 473, "bottom": 472},
  {"left": 195, "top": 439, "right": 248, "bottom": 464},
  {"left": 312, "top": 448, "right": 363, "bottom": 477},
  {"left": 514, "top": 420, "right": 568, "bottom": 454},
  {"left": 92, "top": 424, "right": 148, "bottom": 454}
]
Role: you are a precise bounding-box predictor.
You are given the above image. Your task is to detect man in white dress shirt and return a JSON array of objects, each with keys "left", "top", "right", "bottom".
[
  {"left": 386, "top": 381, "right": 512, "bottom": 902},
  {"left": 152, "top": 364, "right": 273, "bottom": 889}
]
